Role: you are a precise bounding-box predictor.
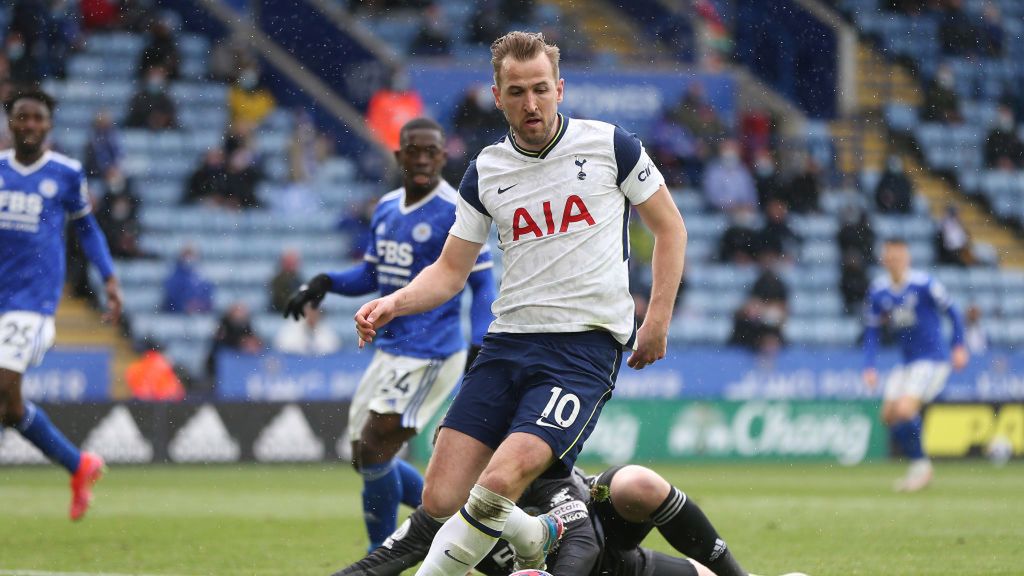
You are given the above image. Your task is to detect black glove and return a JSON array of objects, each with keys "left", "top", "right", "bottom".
[
  {"left": 465, "top": 344, "right": 482, "bottom": 373},
  {"left": 283, "top": 274, "right": 332, "bottom": 320}
]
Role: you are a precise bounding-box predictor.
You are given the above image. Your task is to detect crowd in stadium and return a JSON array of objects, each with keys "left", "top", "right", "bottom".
[{"left": 0, "top": 0, "right": 1019, "bottom": 396}]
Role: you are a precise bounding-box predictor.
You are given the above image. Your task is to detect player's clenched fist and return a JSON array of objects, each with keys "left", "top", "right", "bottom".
[
  {"left": 627, "top": 322, "right": 668, "bottom": 370},
  {"left": 354, "top": 296, "right": 397, "bottom": 348}
]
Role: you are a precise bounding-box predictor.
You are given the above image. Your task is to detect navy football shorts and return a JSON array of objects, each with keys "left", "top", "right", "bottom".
[{"left": 440, "top": 331, "right": 623, "bottom": 477}]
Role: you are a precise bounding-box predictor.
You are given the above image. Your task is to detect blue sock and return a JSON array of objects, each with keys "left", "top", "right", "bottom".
[
  {"left": 395, "top": 458, "right": 423, "bottom": 508},
  {"left": 891, "top": 417, "right": 925, "bottom": 460},
  {"left": 361, "top": 459, "right": 401, "bottom": 551},
  {"left": 16, "top": 401, "right": 81, "bottom": 474}
]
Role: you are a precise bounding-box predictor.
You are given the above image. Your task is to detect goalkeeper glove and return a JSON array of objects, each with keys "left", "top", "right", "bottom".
[{"left": 283, "top": 274, "right": 332, "bottom": 320}]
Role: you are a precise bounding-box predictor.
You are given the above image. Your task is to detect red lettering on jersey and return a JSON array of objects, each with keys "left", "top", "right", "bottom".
[
  {"left": 559, "top": 195, "right": 595, "bottom": 233},
  {"left": 543, "top": 201, "right": 555, "bottom": 235},
  {"left": 512, "top": 207, "right": 543, "bottom": 241}
]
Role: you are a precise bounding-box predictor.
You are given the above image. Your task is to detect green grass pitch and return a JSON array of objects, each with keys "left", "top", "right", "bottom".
[{"left": 0, "top": 461, "right": 1021, "bottom": 575}]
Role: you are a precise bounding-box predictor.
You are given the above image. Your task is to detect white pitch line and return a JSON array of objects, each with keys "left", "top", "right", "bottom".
[{"left": 0, "top": 565, "right": 193, "bottom": 569}]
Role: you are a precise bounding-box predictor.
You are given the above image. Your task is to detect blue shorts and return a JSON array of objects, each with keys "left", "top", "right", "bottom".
[{"left": 440, "top": 331, "right": 623, "bottom": 478}]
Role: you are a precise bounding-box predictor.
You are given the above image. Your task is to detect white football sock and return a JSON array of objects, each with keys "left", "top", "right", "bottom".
[
  {"left": 502, "top": 505, "right": 549, "bottom": 556},
  {"left": 414, "top": 484, "right": 513, "bottom": 576}
]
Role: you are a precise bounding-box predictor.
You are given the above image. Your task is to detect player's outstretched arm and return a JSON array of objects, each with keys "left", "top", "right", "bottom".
[
  {"left": 283, "top": 263, "right": 379, "bottom": 320},
  {"left": 630, "top": 184, "right": 686, "bottom": 369},
  {"left": 355, "top": 235, "right": 482, "bottom": 346},
  {"left": 72, "top": 214, "right": 121, "bottom": 322}
]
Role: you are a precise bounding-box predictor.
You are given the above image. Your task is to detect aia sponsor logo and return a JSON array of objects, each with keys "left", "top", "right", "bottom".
[{"left": 511, "top": 195, "right": 595, "bottom": 241}]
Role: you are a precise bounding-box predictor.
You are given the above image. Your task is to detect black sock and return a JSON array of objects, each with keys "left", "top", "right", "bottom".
[
  {"left": 333, "top": 507, "right": 443, "bottom": 576},
  {"left": 652, "top": 487, "right": 747, "bottom": 576}
]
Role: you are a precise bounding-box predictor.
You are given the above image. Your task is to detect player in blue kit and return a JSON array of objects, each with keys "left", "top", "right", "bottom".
[
  {"left": 863, "top": 238, "right": 967, "bottom": 492},
  {"left": 0, "top": 89, "right": 122, "bottom": 520},
  {"left": 285, "top": 118, "right": 497, "bottom": 551}
]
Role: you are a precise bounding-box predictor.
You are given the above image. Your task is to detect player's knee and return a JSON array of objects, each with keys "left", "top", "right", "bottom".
[
  {"left": 478, "top": 461, "right": 540, "bottom": 499},
  {"left": 610, "top": 465, "right": 671, "bottom": 520},
  {"left": 420, "top": 480, "right": 461, "bottom": 518},
  {"left": 0, "top": 382, "right": 22, "bottom": 427},
  {"left": 893, "top": 399, "right": 920, "bottom": 422}
]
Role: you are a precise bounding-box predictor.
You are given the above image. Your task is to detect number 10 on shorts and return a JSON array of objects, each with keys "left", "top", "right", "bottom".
[{"left": 537, "top": 386, "right": 581, "bottom": 429}]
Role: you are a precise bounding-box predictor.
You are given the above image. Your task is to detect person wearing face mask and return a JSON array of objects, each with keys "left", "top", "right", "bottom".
[
  {"left": 752, "top": 148, "right": 783, "bottom": 209},
  {"left": 161, "top": 245, "right": 215, "bottom": 315},
  {"left": 703, "top": 139, "right": 757, "bottom": 213},
  {"left": 84, "top": 111, "right": 122, "bottom": 178},
  {"left": 875, "top": 155, "right": 914, "bottom": 214},
  {"left": 983, "top": 105, "right": 1024, "bottom": 169},
  {"left": 920, "top": 64, "right": 961, "bottom": 124},
  {"left": 5, "top": 31, "right": 38, "bottom": 86},
  {"left": 227, "top": 63, "right": 276, "bottom": 126},
  {"left": 125, "top": 64, "right": 178, "bottom": 130}
]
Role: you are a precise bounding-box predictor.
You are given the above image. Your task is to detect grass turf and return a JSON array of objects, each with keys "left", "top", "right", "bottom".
[{"left": 0, "top": 461, "right": 1021, "bottom": 575}]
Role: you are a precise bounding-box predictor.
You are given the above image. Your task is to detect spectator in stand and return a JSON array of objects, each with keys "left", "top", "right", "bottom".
[
  {"left": 184, "top": 148, "right": 229, "bottom": 206},
  {"left": 95, "top": 166, "right": 144, "bottom": 259},
  {"left": 786, "top": 153, "right": 822, "bottom": 214},
  {"left": 936, "top": 204, "right": 975, "bottom": 266},
  {"left": 758, "top": 199, "right": 800, "bottom": 264},
  {"left": 410, "top": 2, "right": 452, "bottom": 56},
  {"left": 0, "top": 56, "right": 14, "bottom": 149},
  {"left": 206, "top": 302, "right": 263, "bottom": 379},
  {"left": 268, "top": 250, "right": 303, "bottom": 314},
  {"left": 125, "top": 64, "right": 178, "bottom": 130},
  {"left": 964, "top": 305, "right": 988, "bottom": 356},
  {"left": 939, "top": 0, "right": 981, "bottom": 57},
  {"left": 80, "top": 0, "right": 121, "bottom": 31},
  {"left": 718, "top": 208, "right": 760, "bottom": 264},
  {"left": 5, "top": 31, "right": 39, "bottom": 87},
  {"left": 650, "top": 113, "right": 703, "bottom": 187},
  {"left": 983, "top": 105, "right": 1024, "bottom": 169},
  {"left": 83, "top": 110, "right": 122, "bottom": 177},
  {"left": 289, "top": 111, "right": 331, "bottom": 184},
  {"left": 162, "top": 245, "right": 215, "bottom": 314},
  {"left": 979, "top": 2, "right": 1004, "bottom": 57},
  {"left": 875, "top": 155, "right": 915, "bottom": 214},
  {"left": 274, "top": 303, "right": 341, "bottom": 356},
  {"left": 209, "top": 36, "right": 252, "bottom": 82},
  {"left": 365, "top": 69, "right": 424, "bottom": 151},
  {"left": 125, "top": 340, "right": 185, "bottom": 401},
  {"left": 227, "top": 62, "right": 276, "bottom": 127},
  {"left": 224, "top": 139, "right": 263, "bottom": 210},
  {"left": 467, "top": 0, "right": 505, "bottom": 45},
  {"left": 841, "top": 250, "right": 870, "bottom": 315},
  {"left": 22, "top": 0, "right": 80, "bottom": 80},
  {"left": 838, "top": 206, "right": 875, "bottom": 266},
  {"left": 730, "top": 266, "right": 788, "bottom": 353},
  {"left": 671, "top": 83, "right": 727, "bottom": 147},
  {"left": 137, "top": 15, "right": 180, "bottom": 80},
  {"left": 703, "top": 139, "right": 757, "bottom": 213},
  {"left": 752, "top": 148, "right": 784, "bottom": 209},
  {"left": 920, "top": 64, "right": 961, "bottom": 124},
  {"left": 446, "top": 84, "right": 506, "bottom": 182}
]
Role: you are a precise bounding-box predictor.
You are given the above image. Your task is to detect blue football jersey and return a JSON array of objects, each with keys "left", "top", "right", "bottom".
[
  {"left": 0, "top": 150, "right": 91, "bottom": 315},
  {"left": 864, "top": 270, "right": 962, "bottom": 364},
  {"left": 364, "top": 181, "right": 493, "bottom": 358}
]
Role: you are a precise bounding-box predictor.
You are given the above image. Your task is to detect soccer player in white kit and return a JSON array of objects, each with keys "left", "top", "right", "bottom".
[{"left": 355, "top": 32, "right": 687, "bottom": 575}]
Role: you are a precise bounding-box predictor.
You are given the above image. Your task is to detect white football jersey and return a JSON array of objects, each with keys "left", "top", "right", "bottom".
[{"left": 450, "top": 114, "right": 665, "bottom": 346}]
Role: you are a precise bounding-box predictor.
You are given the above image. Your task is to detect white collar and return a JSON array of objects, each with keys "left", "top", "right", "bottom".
[
  {"left": 399, "top": 182, "right": 442, "bottom": 215},
  {"left": 8, "top": 150, "right": 52, "bottom": 176}
]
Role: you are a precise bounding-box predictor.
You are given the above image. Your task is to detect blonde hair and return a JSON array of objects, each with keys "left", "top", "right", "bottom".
[{"left": 490, "top": 31, "right": 561, "bottom": 86}]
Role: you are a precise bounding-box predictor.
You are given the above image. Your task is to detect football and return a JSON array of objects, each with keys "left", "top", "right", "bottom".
[{"left": 509, "top": 571, "right": 554, "bottom": 576}]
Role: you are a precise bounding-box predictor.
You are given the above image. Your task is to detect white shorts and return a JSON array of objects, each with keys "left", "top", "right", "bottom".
[
  {"left": 0, "top": 311, "right": 56, "bottom": 374},
  {"left": 883, "top": 360, "right": 952, "bottom": 402},
  {"left": 347, "top": 349, "right": 467, "bottom": 441}
]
